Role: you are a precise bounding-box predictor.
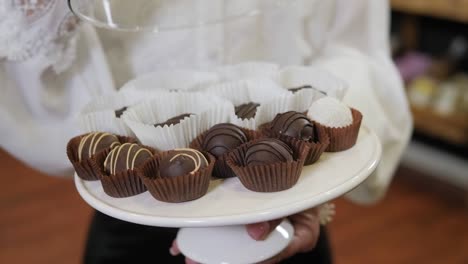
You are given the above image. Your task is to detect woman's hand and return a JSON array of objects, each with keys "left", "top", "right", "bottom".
[
  {"left": 247, "top": 208, "right": 321, "bottom": 264},
  {"left": 169, "top": 207, "right": 321, "bottom": 264}
]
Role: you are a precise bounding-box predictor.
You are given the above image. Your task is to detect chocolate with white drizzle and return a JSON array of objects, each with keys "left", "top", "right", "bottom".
[
  {"left": 104, "top": 143, "right": 153, "bottom": 175},
  {"left": 159, "top": 148, "right": 208, "bottom": 178},
  {"left": 78, "top": 132, "right": 120, "bottom": 161}
]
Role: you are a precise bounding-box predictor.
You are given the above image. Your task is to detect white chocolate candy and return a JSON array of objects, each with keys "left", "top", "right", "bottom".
[{"left": 307, "top": 97, "right": 353, "bottom": 128}]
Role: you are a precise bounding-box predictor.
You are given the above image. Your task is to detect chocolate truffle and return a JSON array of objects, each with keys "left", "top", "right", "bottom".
[
  {"left": 78, "top": 132, "right": 120, "bottom": 161},
  {"left": 269, "top": 111, "right": 314, "bottom": 141},
  {"left": 235, "top": 102, "right": 260, "bottom": 119},
  {"left": 288, "top": 85, "right": 326, "bottom": 95},
  {"left": 154, "top": 113, "right": 193, "bottom": 127},
  {"left": 114, "top": 106, "right": 128, "bottom": 118},
  {"left": 104, "top": 143, "right": 153, "bottom": 175},
  {"left": 202, "top": 123, "right": 248, "bottom": 158},
  {"left": 245, "top": 139, "right": 293, "bottom": 166},
  {"left": 159, "top": 148, "right": 208, "bottom": 178}
]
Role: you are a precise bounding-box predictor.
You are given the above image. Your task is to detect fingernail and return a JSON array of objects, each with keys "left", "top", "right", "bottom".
[
  {"left": 169, "top": 247, "right": 177, "bottom": 256},
  {"left": 248, "top": 222, "right": 270, "bottom": 240}
]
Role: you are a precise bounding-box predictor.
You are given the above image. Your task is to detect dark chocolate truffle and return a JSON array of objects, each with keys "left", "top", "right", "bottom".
[
  {"left": 269, "top": 111, "right": 314, "bottom": 141},
  {"left": 154, "top": 113, "right": 193, "bottom": 127},
  {"left": 235, "top": 102, "right": 260, "bottom": 119},
  {"left": 159, "top": 148, "right": 208, "bottom": 178},
  {"left": 78, "top": 132, "right": 120, "bottom": 161},
  {"left": 288, "top": 85, "right": 326, "bottom": 95},
  {"left": 202, "top": 123, "right": 248, "bottom": 158},
  {"left": 104, "top": 143, "right": 153, "bottom": 175},
  {"left": 245, "top": 139, "right": 293, "bottom": 166},
  {"left": 115, "top": 106, "right": 128, "bottom": 118}
]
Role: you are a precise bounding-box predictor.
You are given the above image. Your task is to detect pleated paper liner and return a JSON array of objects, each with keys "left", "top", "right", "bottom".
[
  {"left": 189, "top": 126, "right": 263, "bottom": 179},
  {"left": 258, "top": 121, "right": 330, "bottom": 166},
  {"left": 78, "top": 90, "right": 151, "bottom": 137},
  {"left": 66, "top": 133, "right": 137, "bottom": 181},
  {"left": 314, "top": 108, "right": 363, "bottom": 152},
  {"left": 92, "top": 144, "right": 158, "bottom": 198},
  {"left": 226, "top": 137, "right": 310, "bottom": 193},
  {"left": 202, "top": 78, "right": 287, "bottom": 130},
  {"left": 122, "top": 93, "right": 232, "bottom": 151},
  {"left": 138, "top": 151, "right": 215, "bottom": 203},
  {"left": 278, "top": 65, "right": 348, "bottom": 101}
]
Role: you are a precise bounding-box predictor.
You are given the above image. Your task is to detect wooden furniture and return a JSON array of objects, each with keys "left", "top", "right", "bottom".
[
  {"left": 411, "top": 105, "right": 468, "bottom": 146},
  {"left": 391, "top": 0, "right": 468, "bottom": 23}
]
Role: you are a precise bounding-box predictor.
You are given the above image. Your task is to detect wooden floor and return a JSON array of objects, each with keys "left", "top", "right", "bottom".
[{"left": 0, "top": 148, "right": 467, "bottom": 264}]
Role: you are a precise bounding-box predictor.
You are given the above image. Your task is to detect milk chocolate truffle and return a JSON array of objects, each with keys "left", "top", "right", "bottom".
[
  {"left": 154, "top": 113, "right": 193, "bottom": 127},
  {"left": 245, "top": 139, "right": 293, "bottom": 166},
  {"left": 202, "top": 123, "right": 248, "bottom": 158},
  {"left": 269, "top": 111, "right": 314, "bottom": 141},
  {"left": 114, "top": 106, "right": 128, "bottom": 118},
  {"left": 104, "top": 143, "right": 153, "bottom": 174},
  {"left": 159, "top": 148, "right": 208, "bottom": 178},
  {"left": 235, "top": 102, "right": 260, "bottom": 119},
  {"left": 78, "top": 132, "right": 120, "bottom": 161}
]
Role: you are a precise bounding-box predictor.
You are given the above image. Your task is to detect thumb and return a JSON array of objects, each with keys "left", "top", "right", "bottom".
[{"left": 246, "top": 219, "right": 283, "bottom": 241}]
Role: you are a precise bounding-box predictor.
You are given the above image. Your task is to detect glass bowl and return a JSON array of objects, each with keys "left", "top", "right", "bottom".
[{"left": 68, "top": 0, "right": 293, "bottom": 32}]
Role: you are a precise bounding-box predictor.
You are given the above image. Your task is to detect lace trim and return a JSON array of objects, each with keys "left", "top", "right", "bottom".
[
  {"left": 44, "top": 13, "right": 81, "bottom": 73},
  {"left": 13, "top": 0, "right": 56, "bottom": 23},
  {"left": 0, "top": 1, "right": 80, "bottom": 73}
]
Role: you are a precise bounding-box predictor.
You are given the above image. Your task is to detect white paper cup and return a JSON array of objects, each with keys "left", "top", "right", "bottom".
[
  {"left": 203, "top": 78, "right": 288, "bottom": 129},
  {"left": 122, "top": 92, "right": 232, "bottom": 150},
  {"left": 279, "top": 65, "right": 348, "bottom": 101},
  {"left": 119, "top": 69, "right": 220, "bottom": 93},
  {"left": 79, "top": 90, "right": 156, "bottom": 136}
]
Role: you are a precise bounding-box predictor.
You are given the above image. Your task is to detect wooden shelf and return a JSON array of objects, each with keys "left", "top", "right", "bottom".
[
  {"left": 391, "top": 0, "right": 468, "bottom": 23},
  {"left": 411, "top": 105, "right": 468, "bottom": 146}
]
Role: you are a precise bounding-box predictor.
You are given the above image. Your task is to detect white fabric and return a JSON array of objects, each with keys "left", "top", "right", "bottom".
[{"left": 0, "top": 0, "right": 412, "bottom": 204}]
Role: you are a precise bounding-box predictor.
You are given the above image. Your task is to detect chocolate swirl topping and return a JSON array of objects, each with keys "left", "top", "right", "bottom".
[
  {"left": 202, "top": 123, "right": 248, "bottom": 158},
  {"left": 269, "top": 111, "right": 315, "bottom": 141},
  {"left": 244, "top": 139, "right": 294, "bottom": 166}
]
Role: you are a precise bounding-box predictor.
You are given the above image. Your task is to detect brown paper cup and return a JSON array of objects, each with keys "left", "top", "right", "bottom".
[
  {"left": 317, "top": 108, "right": 363, "bottom": 152},
  {"left": 189, "top": 126, "right": 263, "bottom": 179},
  {"left": 92, "top": 144, "right": 157, "bottom": 198},
  {"left": 226, "top": 138, "right": 309, "bottom": 192},
  {"left": 66, "top": 134, "right": 139, "bottom": 181},
  {"left": 138, "top": 151, "right": 215, "bottom": 203},
  {"left": 303, "top": 124, "right": 330, "bottom": 165},
  {"left": 258, "top": 121, "right": 329, "bottom": 166},
  {"left": 257, "top": 122, "right": 271, "bottom": 136}
]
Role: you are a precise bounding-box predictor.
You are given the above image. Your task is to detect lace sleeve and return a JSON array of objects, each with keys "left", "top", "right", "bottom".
[{"left": 0, "top": 0, "right": 81, "bottom": 73}]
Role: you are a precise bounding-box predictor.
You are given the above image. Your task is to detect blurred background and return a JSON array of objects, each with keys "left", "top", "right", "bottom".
[{"left": 1, "top": 0, "right": 467, "bottom": 263}]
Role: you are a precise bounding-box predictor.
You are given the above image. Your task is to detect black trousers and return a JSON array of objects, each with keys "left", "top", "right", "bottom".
[{"left": 84, "top": 211, "right": 332, "bottom": 264}]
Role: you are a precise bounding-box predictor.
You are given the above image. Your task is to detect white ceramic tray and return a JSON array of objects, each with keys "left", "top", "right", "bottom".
[{"left": 75, "top": 126, "right": 381, "bottom": 228}]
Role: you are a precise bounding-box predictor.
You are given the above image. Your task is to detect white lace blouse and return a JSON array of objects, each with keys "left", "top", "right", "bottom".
[{"left": 0, "top": 0, "right": 412, "bottom": 204}]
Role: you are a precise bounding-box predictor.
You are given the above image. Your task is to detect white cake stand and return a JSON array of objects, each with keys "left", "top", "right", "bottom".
[{"left": 75, "top": 126, "right": 381, "bottom": 263}]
